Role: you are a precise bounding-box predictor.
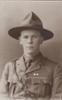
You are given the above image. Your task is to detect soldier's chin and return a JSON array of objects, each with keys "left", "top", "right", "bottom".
[{"left": 26, "top": 50, "right": 34, "bottom": 55}]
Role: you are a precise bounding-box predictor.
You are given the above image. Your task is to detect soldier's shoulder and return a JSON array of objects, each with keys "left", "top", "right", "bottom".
[
  {"left": 44, "top": 58, "right": 62, "bottom": 75},
  {"left": 4, "top": 57, "right": 19, "bottom": 69},
  {"left": 45, "top": 57, "right": 58, "bottom": 66},
  {"left": 6, "top": 57, "right": 18, "bottom": 64},
  {"left": 42, "top": 55, "right": 60, "bottom": 69}
]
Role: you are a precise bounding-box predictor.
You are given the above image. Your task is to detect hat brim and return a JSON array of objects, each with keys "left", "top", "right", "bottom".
[{"left": 8, "top": 26, "right": 54, "bottom": 40}]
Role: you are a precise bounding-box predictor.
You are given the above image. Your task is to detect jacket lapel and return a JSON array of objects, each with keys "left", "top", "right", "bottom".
[
  {"left": 16, "top": 54, "right": 45, "bottom": 74},
  {"left": 25, "top": 55, "right": 44, "bottom": 73}
]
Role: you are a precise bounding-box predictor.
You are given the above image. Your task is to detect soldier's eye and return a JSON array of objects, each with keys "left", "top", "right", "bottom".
[
  {"left": 23, "top": 36, "right": 28, "bottom": 39},
  {"left": 32, "top": 35, "right": 39, "bottom": 39}
]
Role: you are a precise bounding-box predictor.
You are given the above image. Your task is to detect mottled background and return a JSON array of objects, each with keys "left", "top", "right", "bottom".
[{"left": 0, "top": 1, "right": 62, "bottom": 78}]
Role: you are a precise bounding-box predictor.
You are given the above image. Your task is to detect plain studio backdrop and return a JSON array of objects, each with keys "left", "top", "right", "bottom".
[{"left": 0, "top": 1, "right": 62, "bottom": 78}]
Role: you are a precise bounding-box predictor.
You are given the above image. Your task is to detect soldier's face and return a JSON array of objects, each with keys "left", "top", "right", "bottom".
[{"left": 19, "top": 29, "right": 43, "bottom": 56}]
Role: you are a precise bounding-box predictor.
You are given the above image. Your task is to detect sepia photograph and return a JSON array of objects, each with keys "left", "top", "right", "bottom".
[{"left": 0, "top": 1, "right": 62, "bottom": 100}]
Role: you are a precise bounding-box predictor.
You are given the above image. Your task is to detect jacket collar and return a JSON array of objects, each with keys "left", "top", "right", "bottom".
[{"left": 16, "top": 53, "right": 45, "bottom": 73}]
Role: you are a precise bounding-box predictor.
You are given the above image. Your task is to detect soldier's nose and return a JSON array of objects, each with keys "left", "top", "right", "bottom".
[{"left": 27, "top": 37, "right": 32, "bottom": 43}]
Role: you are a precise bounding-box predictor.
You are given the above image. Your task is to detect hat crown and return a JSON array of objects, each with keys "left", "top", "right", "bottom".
[
  {"left": 8, "top": 11, "right": 53, "bottom": 40},
  {"left": 21, "top": 11, "right": 43, "bottom": 28}
]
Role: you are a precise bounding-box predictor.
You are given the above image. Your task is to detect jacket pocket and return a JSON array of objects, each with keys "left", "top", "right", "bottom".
[{"left": 25, "top": 77, "right": 52, "bottom": 97}]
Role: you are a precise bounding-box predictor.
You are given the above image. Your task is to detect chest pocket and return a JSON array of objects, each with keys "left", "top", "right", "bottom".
[{"left": 25, "top": 76, "right": 52, "bottom": 97}]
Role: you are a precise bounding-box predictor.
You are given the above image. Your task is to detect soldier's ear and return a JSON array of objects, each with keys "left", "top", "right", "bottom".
[
  {"left": 40, "top": 36, "right": 44, "bottom": 44},
  {"left": 19, "top": 39, "right": 21, "bottom": 45},
  {"left": 19, "top": 35, "right": 22, "bottom": 45}
]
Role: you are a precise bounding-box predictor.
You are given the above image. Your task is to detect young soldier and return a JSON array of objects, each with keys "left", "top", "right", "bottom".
[{"left": 0, "top": 12, "right": 62, "bottom": 100}]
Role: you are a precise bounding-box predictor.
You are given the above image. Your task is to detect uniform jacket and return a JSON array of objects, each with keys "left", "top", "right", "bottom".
[{"left": 0, "top": 53, "right": 62, "bottom": 99}]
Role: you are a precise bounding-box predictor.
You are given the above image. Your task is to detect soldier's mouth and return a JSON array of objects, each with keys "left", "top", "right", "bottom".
[{"left": 26, "top": 46, "right": 33, "bottom": 48}]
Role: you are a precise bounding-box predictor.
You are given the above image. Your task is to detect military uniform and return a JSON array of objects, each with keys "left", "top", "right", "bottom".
[
  {"left": 0, "top": 12, "right": 62, "bottom": 100},
  {"left": 0, "top": 53, "right": 62, "bottom": 100}
]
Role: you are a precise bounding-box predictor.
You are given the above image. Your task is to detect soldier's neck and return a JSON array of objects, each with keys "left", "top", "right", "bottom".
[{"left": 23, "top": 51, "right": 41, "bottom": 62}]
